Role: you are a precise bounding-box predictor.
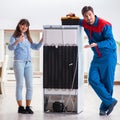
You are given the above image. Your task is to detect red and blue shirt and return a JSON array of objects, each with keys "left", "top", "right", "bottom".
[{"left": 80, "top": 16, "right": 116, "bottom": 57}]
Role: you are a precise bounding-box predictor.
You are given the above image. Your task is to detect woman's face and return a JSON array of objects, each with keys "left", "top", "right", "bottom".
[
  {"left": 83, "top": 10, "right": 95, "bottom": 25},
  {"left": 19, "top": 24, "right": 28, "bottom": 33}
]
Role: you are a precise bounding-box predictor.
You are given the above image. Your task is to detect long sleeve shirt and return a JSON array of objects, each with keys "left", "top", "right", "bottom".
[
  {"left": 79, "top": 16, "right": 116, "bottom": 57},
  {"left": 8, "top": 35, "right": 42, "bottom": 61}
]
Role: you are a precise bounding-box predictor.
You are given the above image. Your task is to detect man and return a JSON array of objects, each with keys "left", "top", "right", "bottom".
[{"left": 67, "top": 6, "right": 117, "bottom": 116}]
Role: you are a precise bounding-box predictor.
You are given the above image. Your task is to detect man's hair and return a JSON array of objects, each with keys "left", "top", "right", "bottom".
[{"left": 81, "top": 6, "right": 94, "bottom": 16}]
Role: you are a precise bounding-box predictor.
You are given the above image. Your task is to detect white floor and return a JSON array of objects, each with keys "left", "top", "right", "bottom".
[{"left": 0, "top": 78, "right": 120, "bottom": 120}]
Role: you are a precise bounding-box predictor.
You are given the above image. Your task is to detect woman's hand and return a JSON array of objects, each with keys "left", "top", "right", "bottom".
[
  {"left": 39, "top": 32, "right": 44, "bottom": 43},
  {"left": 39, "top": 38, "right": 43, "bottom": 43},
  {"left": 14, "top": 34, "right": 24, "bottom": 45}
]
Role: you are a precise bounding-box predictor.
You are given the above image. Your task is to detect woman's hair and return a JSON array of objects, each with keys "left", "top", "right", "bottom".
[
  {"left": 81, "top": 6, "right": 94, "bottom": 16},
  {"left": 13, "top": 19, "right": 33, "bottom": 43}
]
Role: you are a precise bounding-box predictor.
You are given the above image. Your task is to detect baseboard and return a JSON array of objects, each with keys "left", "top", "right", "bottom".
[
  {"left": 114, "top": 81, "right": 120, "bottom": 85},
  {"left": 84, "top": 80, "right": 120, "bottom": 85}
]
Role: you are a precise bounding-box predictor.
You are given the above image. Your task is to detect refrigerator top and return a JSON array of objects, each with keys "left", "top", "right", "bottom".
[{"left": 43, "top": 25, "right": 80, "bottom": 29}]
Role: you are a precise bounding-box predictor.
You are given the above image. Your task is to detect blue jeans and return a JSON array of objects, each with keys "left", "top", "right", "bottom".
[{"left": 14, "top": 61, "right": 33, "bottom": 101}]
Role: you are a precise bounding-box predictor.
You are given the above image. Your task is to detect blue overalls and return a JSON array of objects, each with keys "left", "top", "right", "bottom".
[{"left": 80, "top": 16, "right": 117, "bottom": 111}]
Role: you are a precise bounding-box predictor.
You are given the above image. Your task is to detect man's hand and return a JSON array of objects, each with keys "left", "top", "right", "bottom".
[
  {"left": 66, "top": 13, "right": 75, "bottom": 17},
  {"left": 84, "top": 43, "right": 97, "bottom": 48}
]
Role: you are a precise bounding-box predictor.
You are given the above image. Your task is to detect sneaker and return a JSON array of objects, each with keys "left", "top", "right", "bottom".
[
  {"left": 18, "top": 106, "right": 27, "bottom": 114},
  {"left": 26, "top": 106, "right": 34, "bottom": 114},
  {"left": 99, "top": 110, "right": 106, "bottom": 116},
  {"left": 107, "top": 99, "right": 117, "bottom": 115}
]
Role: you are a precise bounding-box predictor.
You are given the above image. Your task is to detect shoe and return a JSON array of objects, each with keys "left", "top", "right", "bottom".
[
  {"left": 26, "top": 106, "right": 34, "bottom": 114},
  {"left": 18, "top": 106, "right": 27, "bottom": 114},
  {"left": 99, "top": 110, "right": 106, "bottom": 116},
  {"left": 107, "top": 100, "right": 117, "bottom": 115}
]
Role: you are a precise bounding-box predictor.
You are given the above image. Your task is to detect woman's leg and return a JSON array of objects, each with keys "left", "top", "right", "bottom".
[
  {"left": 24, "top": 61, "right": 34, "bottom": 114},
  {"left": 14, "top": 61, "right": 25, "bottom": 106},
  {"left": 14, "top": 61, "right": 26, "bottom": 113},
  {"left": 24, "top": 61, "right": 33, "bottom": 102}
]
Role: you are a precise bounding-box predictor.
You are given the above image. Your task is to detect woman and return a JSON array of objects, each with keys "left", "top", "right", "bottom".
[{"left": 8, "top": 19, "right": 43, "bottom": 114}]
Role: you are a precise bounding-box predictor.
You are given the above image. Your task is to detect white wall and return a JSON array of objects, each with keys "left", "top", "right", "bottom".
[
  {"left": 1, "top": 0, "right": 120, "bottom": 79},
  {"left": 0, "top": 0, "right": 120, "bottom": 40}
]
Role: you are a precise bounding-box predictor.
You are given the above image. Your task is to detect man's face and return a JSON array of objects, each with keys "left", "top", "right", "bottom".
[{"left": 83, "top": 10, "right": 95, "bottom": 25}]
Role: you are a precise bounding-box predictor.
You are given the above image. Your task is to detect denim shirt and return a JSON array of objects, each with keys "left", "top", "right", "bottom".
[{"left": 8, "top": 35, "right": 42, "bottom": 61}]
